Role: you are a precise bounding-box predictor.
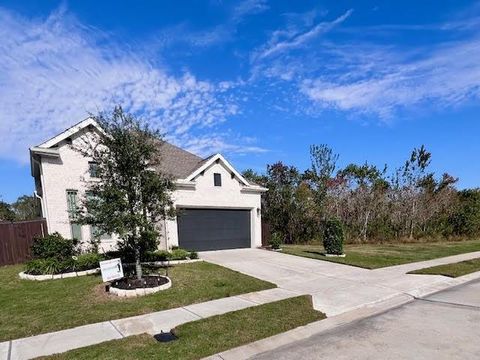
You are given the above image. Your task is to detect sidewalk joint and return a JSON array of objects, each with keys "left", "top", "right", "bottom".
[
  {"left": 109, "top": 321, "right": 126, "bottom": 338},
  {"left": 7, "top": 341, "right": 11, "bottom": 360},
  {"left": 182, "top": 306, "right": 204, "bottom": 319}
]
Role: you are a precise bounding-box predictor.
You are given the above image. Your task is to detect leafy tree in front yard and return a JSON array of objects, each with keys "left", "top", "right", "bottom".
[{"left": 77, "top": 106, "right": 175, "bottom": 279}]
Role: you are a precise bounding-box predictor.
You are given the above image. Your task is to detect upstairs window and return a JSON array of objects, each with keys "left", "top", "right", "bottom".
[
  {"left": 88, "top": 162, "right": 99, "bottom": 178},
  {"left": 214, "top": 173, "right": 222, "bottom": 187}
]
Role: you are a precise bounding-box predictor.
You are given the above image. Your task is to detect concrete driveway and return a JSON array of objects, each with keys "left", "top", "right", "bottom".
[
  {"left": 253, "top": 279, "right": 480, "bottom": 360},
  {"left": 201, "top": 248, "right": 480, "bottom": 316}
]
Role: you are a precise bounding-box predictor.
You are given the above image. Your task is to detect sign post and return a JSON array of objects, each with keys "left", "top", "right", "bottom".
[{"left": 99, "top": 258, "right": 124, "bottom": 282}]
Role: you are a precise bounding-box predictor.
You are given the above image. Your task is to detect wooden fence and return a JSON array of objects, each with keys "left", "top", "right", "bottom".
[
  {"left": 0, "top": 219, "right": 47, "bottom": 266},
  {"left": 261, "top": 221, "right": 272, "bottom": 247}
]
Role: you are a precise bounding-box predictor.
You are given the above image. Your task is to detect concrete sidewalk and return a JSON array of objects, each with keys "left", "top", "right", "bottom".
[{"left": 0, "top": 287, "right": 297, "bottom": 360}]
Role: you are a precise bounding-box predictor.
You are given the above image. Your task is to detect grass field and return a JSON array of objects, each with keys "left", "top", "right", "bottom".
[
  {"left": 0, "top": 261, "right": 275, "bottom": 341},
  {"left": 42, "top": 296, "right": 324, "bottom": 360},
  {"left": 282, "top": 240, "right": 480, "bottom": 269},
  {"left": 408, "top": 258, "right": 480, "bottom": 277}
]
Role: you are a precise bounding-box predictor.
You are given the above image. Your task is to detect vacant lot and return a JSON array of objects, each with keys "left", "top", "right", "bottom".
[
  {"left": 0, "top": 262, "right": 275, "bottom": 341},
  {"left": 282, "top": 240, "right": 480, "bottom": 269},
  {"left": 42, "top": 296, "right": 325, "bottom": 360},
  {"left": 409, "top": 258, "right": 480, "bottom": 277}
]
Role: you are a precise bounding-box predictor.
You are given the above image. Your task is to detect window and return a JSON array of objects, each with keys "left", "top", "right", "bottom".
[
  {"left": 66, "top": 190, "right": 79, "bottom": 219},
  {"left": 90, "top": 225, "right": 111, "bottom": 240},
  {"left": 214, "top": 173, "right": 222, "bottom": 187},
  {"left": 66, "top": 190, "right": 82, "bottom": 240},
  {"left": 88, "top": 162, "right": 99, "bottom": 178}
]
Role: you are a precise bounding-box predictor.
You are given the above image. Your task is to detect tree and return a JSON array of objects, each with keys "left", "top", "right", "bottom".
[
  {"left": 77, "top": 106, "right": 176, "bottom": 279},
  {"left": 11, "top": 195, "right": 40, "bottom": 220},
  {"left": 400, "top": 145, "right": 432, "bottom": 239},
  {"left": 0, "top": 199, "right": 15, "bottom": 222},
  {"left": 339, "top": 163, "right": 388, "bottom": 242},
  {"left": 305, "top": 144, "right": 339, "bottom": 219}
]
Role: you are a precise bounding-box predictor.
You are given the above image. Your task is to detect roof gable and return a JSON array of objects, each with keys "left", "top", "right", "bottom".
[
  {"left": 185, "top": 154, "right": 251, "bottom": 186},
  {"left": 37, "top": 117, "right": 101, "bottom": 148}
]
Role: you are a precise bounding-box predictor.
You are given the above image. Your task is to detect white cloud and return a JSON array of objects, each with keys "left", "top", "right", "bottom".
[
  {"left": 0, "top": 7, "right": 264, "bottom": 163},
  {"left": 300, "top": 39, "right": 480, "bottom": 118},
  {"left": 252, "top": 9, "right": 353, "bottom": 61}
]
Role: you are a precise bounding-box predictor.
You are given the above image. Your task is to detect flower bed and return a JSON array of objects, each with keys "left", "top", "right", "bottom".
[{"left": 108, "top": 275, "right": 171, "bottom": 297}]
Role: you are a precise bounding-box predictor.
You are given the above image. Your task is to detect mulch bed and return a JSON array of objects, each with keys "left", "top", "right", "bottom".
[{"left": 111, "top": 275, "right": 169, "bottom": 290}]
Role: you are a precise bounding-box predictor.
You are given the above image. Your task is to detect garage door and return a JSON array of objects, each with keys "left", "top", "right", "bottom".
[{"left": 177, "top": 208, "right": 251, "bottom": 251}]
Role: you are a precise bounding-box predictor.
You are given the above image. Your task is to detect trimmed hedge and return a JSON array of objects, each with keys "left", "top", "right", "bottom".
[{"left": 322, "top": 219, "right": 344, "bottom": 255}]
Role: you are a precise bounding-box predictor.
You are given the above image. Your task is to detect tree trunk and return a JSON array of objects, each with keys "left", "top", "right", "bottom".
[
  {"left": 135, "top": 246, "right": 143, "bottom": 280},
  {"left": 409, "top": 199, "right": 416, "bottom": 239},
  {"left": 362, "top": 209, "right": 370, "bottom": 242}
]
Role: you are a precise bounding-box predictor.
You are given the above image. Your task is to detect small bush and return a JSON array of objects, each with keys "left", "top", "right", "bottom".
[
  {"left": 75, "top": 253, "right": 103, "bottom": 271},
  {"left": 322, "top": 219, "right": 344, "bottom": 255},
  {"left": 169, "top": 248, "right": 190, "bottom": 260},
  {"left": 25, "top": 259, "right": 62, "bottom": 275},
  {"left": 269, "top": 233, "right": 283, "bottom": 250},
  {"left": 144, "top": 250, "right": 170, "bottom": 262},
  {"left": 189, "top": 250, "right": 199, "bottom": 260},
  {"left": 31, "top": 232, "right": 78, "bottom": 261}
]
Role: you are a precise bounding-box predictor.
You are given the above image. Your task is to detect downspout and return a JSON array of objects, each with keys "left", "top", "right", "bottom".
[{"left": 32, "top": 156, "right": 50, "bottom": 232}]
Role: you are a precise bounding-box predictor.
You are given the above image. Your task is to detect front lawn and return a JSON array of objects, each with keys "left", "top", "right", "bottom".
[
  {"left": 281, "top": 239, "right": 480, "bottom": 269},
  {"left": 42, "top": 296, "right": 324, "bottom": 360},
  {"left": 0, "top": 262, "right": 275, "bottom": 341},
  {"left": 408, "top": 258, "right": 480, "bottom": 277}
]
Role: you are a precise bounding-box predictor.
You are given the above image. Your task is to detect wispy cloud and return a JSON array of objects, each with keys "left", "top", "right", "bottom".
[
  {"left": 252, "top": 9, "right": 353, "bottom": 61},
  {"left": 157, "top": 0, "right": 269, "bottom": 49},
  {"left": 300, "top": 38, "right": 480, "bottom": 118},
  {"left": 0, "top": 7, "right": 265, "bottom": 163}
]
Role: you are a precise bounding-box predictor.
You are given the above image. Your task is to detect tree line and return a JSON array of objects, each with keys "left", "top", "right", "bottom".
[
  {"left": 243, "top": 145, "right": 480, "bottom": 244},
  {"left": 0, "top": 195, "right": 40, "bottom": 222}
]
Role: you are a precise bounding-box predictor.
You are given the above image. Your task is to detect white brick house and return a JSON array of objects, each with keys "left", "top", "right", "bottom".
[{"left": 30, "top": 118, "right": 267, "bottom": 252}]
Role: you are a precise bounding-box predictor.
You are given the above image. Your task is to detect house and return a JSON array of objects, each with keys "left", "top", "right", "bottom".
[{"left": 29, "top": 118, "right": 267, "bottom": 252}]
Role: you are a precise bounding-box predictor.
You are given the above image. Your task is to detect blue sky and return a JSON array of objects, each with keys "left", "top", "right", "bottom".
[{"left": 1, "top": 0, "right": 480, "bottom": 202}]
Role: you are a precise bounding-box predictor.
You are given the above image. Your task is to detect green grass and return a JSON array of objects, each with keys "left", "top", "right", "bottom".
[
  {"left": 0, "top": 262, "right": 275, "bottom": 341},
  {"left": 408, "top": 258, "right": 480, "bottom": 277},
  {"left": 42, "top": 296, "right": 324, "bottom": 360},
  {"left": 282, "top": 239, "right": 480, "bottom": 269}
]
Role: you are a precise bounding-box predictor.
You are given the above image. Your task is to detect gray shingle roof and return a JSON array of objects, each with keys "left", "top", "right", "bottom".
[{"left": 156, "top": 141, "right": 207, "bottom": 179}]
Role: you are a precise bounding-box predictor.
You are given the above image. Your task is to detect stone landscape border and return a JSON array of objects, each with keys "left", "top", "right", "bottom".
[
  {"left": 109, "top": 276, "right": 172, "bottom": 297},
  {"left": 18, "top": 259, "right": 203, "bottom": 282},
  {"left": 19, "top": 269, "right": 99, "bottom": 281}
]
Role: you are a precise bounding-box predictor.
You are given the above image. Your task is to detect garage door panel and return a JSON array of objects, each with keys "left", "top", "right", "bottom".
[{"left": 177, "top": 208, "right": 251, "bottom": 251}]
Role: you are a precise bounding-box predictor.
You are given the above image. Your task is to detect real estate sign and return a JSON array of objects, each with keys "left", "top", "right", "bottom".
[{"left": 99, "top": 258, "right": 124, "bottom": 282}]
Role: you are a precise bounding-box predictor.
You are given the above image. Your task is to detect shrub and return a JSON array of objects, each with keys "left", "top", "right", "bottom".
[
  {"left": 189, "top": 250, "right": 199, "bottom": 260},
  {"left": 31, "top": 232, "right": 78, "bottom": 261},
  {"left": 75, "top": 253, "right": 103, "bottom": 271},
  {"left": 169, "top": 248, "right": 190, "bottom": 260},
  {"left": 25, "top": 259, "right": 62, "bottom": 275},
  {"left": 144, "top": 250, "right": 170, "bottom": 262},
  {"left": 268, "top": 232, "right": 283, "bottom": 250},
  {"left": 322, "top": 219, "right": 344, "bottom": 255}
]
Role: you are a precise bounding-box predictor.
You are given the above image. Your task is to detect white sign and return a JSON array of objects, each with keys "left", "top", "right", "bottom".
[{"left": 100, "top": 258, "right": 124, "bottom": 282}]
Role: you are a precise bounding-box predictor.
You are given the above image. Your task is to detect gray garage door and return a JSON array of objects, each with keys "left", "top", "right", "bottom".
[{"left": 177, "top": 208, "right": 251, "bottom": 251}]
